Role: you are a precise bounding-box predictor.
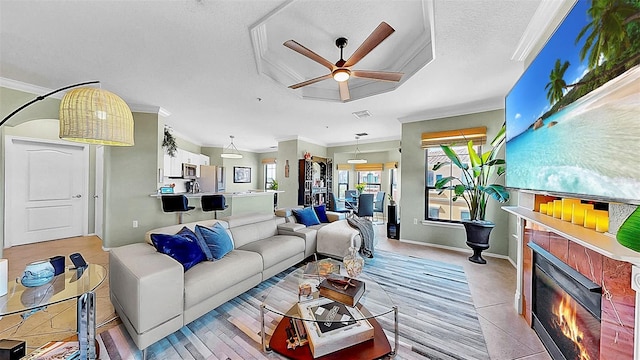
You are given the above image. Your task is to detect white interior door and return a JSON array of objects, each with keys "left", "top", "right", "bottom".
[
  {"left": 95, "top": 146, "right": 104, "bottom": 239},
  {"left": 5, "top": 136, "right": 88, "bottom": 247}
]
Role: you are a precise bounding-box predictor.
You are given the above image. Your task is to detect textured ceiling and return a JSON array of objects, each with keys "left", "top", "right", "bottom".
[{"left": 0, "top": 0, "right": 545, "bottom": 152}]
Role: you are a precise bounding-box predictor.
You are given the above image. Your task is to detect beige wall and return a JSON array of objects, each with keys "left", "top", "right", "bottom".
[{"left": 399, "top": 109, "right": 511, "bottom": 256}]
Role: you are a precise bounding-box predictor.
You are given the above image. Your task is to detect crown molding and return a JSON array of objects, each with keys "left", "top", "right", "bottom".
[
  {"left": 0, "top": 77, "right": 64, "bottom": 99},
  {"left": 511, "top": 0, "right": 574, "bottom": 62},
  {"left": 398, "top": 97, "right": 504, "bottom": 124},
  {"left": 129, "top": 104, "right": 171, "bottom": 117}
]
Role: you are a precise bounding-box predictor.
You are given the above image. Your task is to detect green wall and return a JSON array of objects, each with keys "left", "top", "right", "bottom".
[{"left": 399, "top": 109, "right": 510, "bottom": 257}]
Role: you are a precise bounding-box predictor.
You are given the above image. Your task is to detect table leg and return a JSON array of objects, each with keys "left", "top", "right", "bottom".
[
  {"left": 77, "top": 291, "right": 97, "bottom": 360},
  {"left": 392, "top": 305, "right": 398, "bottom": 358},
  {"left": 260, "top": 303, "right": 266, "bottom": 352}
]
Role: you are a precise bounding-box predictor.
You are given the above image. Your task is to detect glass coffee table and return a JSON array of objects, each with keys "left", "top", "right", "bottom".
[
  {"left": 261, "top": 258, "right": 398, "bottom": 359},
  {"left": 0, "top": 264, "right": 106, "bottom": 359}
]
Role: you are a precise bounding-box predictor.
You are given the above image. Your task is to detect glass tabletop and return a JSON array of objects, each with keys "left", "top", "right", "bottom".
[
  {"left": 0, "top": 264, "right": 106, "bottom": 317},
  {"left": 262, "top": 257, "right": 395, "bottom": 322}
]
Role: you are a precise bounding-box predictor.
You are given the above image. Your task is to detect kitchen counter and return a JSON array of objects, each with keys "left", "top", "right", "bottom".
[{"left": 152, "top": 190, "right": 282, "bottom": 216}]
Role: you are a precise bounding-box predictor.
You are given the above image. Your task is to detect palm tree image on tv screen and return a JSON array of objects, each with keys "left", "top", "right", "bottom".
[{"left": 505, "top": 0, "right": 640, "bottom": 203}]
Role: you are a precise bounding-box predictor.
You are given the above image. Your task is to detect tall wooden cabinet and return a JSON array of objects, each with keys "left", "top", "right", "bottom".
[{"left": 298, "top": 157, "right": 333, "bottom": 208}]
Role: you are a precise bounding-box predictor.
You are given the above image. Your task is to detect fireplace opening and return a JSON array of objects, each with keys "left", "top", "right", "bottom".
[{"left": 529, "top": 243, "right": 602, "bottom": 360}]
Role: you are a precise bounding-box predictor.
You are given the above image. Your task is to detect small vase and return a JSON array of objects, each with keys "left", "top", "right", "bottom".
[{"left": 343, "top": 247, "right": 364, "bottom": 278}]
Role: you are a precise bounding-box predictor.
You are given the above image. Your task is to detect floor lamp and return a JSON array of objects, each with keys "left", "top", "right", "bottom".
[
  {"left": 1, "top": 80, "right": 134, "bottom": 360},
  {"left": 1, "top": 80, "right": 134, "bottom": 146}
]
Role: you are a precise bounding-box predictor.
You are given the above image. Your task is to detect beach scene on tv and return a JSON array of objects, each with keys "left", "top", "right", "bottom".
[{"left": 506, "top": 0, "right": 640, "bottom": 203}]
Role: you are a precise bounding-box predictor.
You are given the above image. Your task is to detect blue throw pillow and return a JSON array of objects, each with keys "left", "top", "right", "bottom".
[
  {"left": 293, "top": 207, "right": 321, "bottom": 227},
  {"left": 195, "top": 223, "right": 234, "bottom": 260},
  {"left": 314, "top": 204, "right": 330, "bottom": 223},
  {"left": 150, "top": 227, "right": 206, "bottom": 271}
]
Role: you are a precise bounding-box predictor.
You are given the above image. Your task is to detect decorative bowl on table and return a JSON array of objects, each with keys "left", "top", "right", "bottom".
[{"left": 20, "top": 260, "right": 55, "bottom": 287}]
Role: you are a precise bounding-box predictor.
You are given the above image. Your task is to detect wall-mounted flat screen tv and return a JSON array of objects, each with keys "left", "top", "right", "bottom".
[{"left": 505, "top": 0, "right": 640, "bottom": 204}]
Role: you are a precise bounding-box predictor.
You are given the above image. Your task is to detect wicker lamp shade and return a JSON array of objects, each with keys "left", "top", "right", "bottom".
[{"left": 59, "top": 88, "right": 134, "bottom": 146}]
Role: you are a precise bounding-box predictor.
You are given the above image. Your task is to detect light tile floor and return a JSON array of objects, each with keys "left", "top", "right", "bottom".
[{"left": 1, "top": 225, "right": 551, "bottom": 359}]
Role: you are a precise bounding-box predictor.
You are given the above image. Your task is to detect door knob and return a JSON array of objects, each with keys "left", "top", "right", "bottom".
[{"left": 73, "top": 194, "right": 82, "bottom": 198}]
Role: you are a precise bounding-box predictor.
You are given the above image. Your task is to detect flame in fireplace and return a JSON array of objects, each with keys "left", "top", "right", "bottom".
[{"left": 552, "top": 293, "right": 590, "bottom": 360}]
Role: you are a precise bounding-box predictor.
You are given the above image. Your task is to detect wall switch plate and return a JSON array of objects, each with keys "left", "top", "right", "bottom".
[
  {"left": 413, "top": 218, "right": 418, "bottom": 225},
  {"left": 133, "top": 220, "right": 138, "bottom": 228}
]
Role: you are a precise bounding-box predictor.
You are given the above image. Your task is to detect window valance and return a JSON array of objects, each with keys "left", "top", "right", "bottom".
[
  {"left": 336, "top": 164, "right": 351, "bottom": 170},
  {"left": 421, "top": 126, "right": 487, "bottom": 148},
  {"left": 261, "top": 158, "right": 277, "bottom": 164},
  {"left": 384, "top": 162, "right": 398, "bottom": 169},
  {"left": 355, "top": 163, "right": 383, "bottom": 171}
]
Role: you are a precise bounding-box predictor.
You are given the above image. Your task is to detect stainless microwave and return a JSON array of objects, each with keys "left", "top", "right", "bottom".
[{"left": 182, "top": 163, "right": 197, "bottom": 179}]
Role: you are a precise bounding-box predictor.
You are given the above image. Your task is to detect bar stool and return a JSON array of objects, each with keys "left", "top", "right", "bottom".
[
  {"left": 161, "top": 195, "right": 195, "bottom": 224},
  {"left": 201, "top": 194, "right": 228, "bottom": 219}
]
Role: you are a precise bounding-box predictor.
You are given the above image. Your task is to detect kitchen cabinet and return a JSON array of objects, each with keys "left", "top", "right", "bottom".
[{"left": 163, "top": 149, "right": 210, "bottom": 178}]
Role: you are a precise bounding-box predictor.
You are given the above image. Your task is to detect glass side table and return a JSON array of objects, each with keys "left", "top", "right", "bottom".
[
  {"left": 261, "top": 257, "right": 398, "bottom": 359},
  {"left": 0, "top": 264, "right": 106, "bottom": 360}
]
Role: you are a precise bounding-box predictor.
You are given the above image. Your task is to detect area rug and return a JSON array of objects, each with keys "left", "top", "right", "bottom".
[{"left": 98, "top": 250, "right": 489, "bottom": 360}]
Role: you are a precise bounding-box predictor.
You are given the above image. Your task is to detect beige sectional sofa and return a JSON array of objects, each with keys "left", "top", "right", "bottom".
[
  {"left": 109, "top": 213, "right": 307, "bottom": 352},
  {"left": 275, "top": 207, "right": 362, "bottom": 259}
]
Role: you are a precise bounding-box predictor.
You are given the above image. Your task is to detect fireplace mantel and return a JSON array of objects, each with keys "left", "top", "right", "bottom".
[
  {"left": 503, "top": 206, "right": 640, "bottom": 265},
  {"left": 503, "top": 205, "right": 640, "bottom": 360}
]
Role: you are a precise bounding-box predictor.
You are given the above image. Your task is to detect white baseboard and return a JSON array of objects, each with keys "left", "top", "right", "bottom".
[{"left": 398, "top": 238, "right": 514, "bottom": 263}]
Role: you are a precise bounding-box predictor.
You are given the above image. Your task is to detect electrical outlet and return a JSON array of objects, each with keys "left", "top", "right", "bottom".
[
  {"left": 413, "top": 218, "right": 418, "bottom": 225},
  {"left": 133, "top": 220, "right": 139, "bottom": 228}
]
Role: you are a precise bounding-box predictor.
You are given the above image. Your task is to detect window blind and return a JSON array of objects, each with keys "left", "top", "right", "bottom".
[{"left": 421, "top": 126, "right": 487, "bottom": 148}]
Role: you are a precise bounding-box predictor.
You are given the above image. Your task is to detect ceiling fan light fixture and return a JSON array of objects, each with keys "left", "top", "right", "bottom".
[
  {"left": 333, "top": 69, "right": 350, "bottom": 82},
  {"left": 221, "top": 135, "right": 243, "bottom": 159}
]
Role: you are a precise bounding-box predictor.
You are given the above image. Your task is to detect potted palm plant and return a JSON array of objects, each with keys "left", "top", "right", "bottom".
[{"left": 432, "top": 125, "right": 510, "bottom": 264}]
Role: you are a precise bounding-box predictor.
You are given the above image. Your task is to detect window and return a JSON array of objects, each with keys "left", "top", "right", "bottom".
[
  {"left": 389, "top": 167, "right": 398, "bottom": 202},
  {"left": 337, "top": 170, "right": 349, "bottom": 198},
  {"left": 425, "top": 144, "right": 481, "bottom": 222},
  {"left": 264, "top": 163, "right": 276, "bottom": 189},
  {"left": 357, "top": 171, "right": 381, "bottom": 195}
]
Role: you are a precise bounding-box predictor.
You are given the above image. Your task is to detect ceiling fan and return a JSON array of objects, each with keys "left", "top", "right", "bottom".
[{"left": 284, "top": 22, "right": 403, "bottom": 101}]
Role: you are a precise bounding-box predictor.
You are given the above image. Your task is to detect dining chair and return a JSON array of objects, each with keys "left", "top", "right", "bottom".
[
  {"left": 356, "top": 193, "right": 374, "bottom": 219},
  {"left": 373, "top": 191, "right": 385, "bottom": 222}
]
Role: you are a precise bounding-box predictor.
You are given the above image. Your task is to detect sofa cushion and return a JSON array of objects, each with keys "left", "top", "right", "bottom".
[
  {"left": 313, "top": 204, "right": 330, "bottom": 223},
  {"left": 150, "top": 227, "right": 206, "bottom": 271},
  {"left": 183, "top": 249, "right": 263, "bottom": 310},
  {"left": 293, "top": 207, "right": 321, "bottom": 227},
  {"left": 195, "top": 223, "right": 234, "bottom": 260},
  {"left": 238, "top": 235, "right": 305, "bottom": 269}
]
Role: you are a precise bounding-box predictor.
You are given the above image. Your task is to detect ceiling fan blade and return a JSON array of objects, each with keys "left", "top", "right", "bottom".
[
  {"left": 339, "top": 81, "right": 350, "bottom": 101},
  {"left": 289, "top": 73, "right": 332, "bottom": 89},
  {"left": 344, "top": 22, "right": 395, "bottom": 68},
  {"left": 284, "top": 40, "right": 335, "bottom": 71},
  {"left": 351, "top": 70, "right": 403, "bottom": 82}
]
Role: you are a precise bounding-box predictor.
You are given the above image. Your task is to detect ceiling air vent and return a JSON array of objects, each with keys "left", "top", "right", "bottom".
[
  {"left": 355, "top": 132, "right": 368, "bottom": 137},
  {"left": 352, "top": 110, "right": 372, "bottom": 119}
]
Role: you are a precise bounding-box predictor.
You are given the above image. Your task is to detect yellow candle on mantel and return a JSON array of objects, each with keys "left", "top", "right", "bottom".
[
  {"left": 561, "top": 198, "right": 580, "bottom": 221},
  {"left": 546, "top": 202, "right": 554, "bottom": 216},
  {"left": 584, "top": 209, "right": 597, "bottom": 229},
  {"left": 553, "top": 200, "right": 563, "bottom": 218},
  {"left": 539, "top": 203, "right": 548, "bottom": 214},
  {"left": 595, "top": 210, "right": 609, "bottom": 233},
  {"left": 572, "top": 203, "right": 586, "bottom": 225}
]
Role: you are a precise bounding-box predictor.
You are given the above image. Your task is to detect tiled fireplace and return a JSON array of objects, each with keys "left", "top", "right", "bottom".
[
  {"left": 530, "top": 242, "right": 601, "bottom": 359},
  {"left": 505, "top": 206, "right": 639, "bottom": 360}
]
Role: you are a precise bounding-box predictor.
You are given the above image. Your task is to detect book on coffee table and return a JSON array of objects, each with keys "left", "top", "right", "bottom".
[
  {"left": 297, "top": 297, "right": 374, "bottom": 358},
  {"left": 318, "top": 274, "right": 365, "bottom": 307}
]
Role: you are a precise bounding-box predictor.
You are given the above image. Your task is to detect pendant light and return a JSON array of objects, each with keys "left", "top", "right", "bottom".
[
  {"left": 347, "top": 136, "right": 367, "bottom": 164},
  {"left": 221, "top": 135, "right": 243, "bottom": 159}
]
